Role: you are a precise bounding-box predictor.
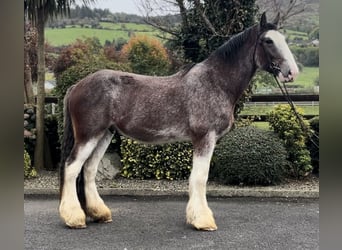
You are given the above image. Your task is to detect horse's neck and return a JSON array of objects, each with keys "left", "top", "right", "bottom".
[{"left": 205, "top": 31, "right": 258, "bottom": 103}]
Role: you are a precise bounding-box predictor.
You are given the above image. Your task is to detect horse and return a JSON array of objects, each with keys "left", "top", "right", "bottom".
[{"left": 59, "top": 12, "right": 299, "bottom": 231}]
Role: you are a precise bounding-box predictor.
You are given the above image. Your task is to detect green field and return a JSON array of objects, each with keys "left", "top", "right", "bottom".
[
  {"left": 284, "top": 29, "right": 309, "bottom": 41},
  {"left": 241, "top": 105, "right": 319, "bottom": 116},
  {"left": 45, "top": 22, "right": 160, "bottom": 46},
  {"left": 293, "top": 67, "right": 319, "bottom": 87}
]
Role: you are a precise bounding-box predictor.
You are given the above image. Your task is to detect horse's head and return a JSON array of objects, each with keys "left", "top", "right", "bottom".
[{"left": 255, "top": 12, "right": 299, "bottom": 82}]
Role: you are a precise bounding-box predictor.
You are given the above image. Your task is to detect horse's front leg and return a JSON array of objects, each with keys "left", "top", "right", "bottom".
[{"left": 187, "top": 131, "right": 217, "bottom": 231}]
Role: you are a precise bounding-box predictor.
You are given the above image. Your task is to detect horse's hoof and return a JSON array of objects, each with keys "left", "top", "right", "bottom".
[
  {"left": 59, "top": 203, "right": 87, "bottom": 229},
  {"left": 193, "top": 222, "right": 218, "bottom": 231},
  {"left": 66, "top": 223, "right": 87, "bottom": 229},
  {"left": 186, "top": 204, "right": 218, "bottom": 231},
  {"left": 86, "top": 204, "right": 112, "bottom": 223},
  {"left": 188, "top": 217, "right": 218, "bottom": 231}
]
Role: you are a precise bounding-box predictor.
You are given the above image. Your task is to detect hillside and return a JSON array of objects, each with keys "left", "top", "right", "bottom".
[
  {"left": 45, "top": 22, "right": 160, "bottom": 46},
  {"left": 256, "top": 0, "right": 319, "bottom": 33}
]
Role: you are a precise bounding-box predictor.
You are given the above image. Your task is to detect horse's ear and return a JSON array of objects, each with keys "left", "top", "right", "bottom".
[
  {"left": 273, "top": 12, "right": 281, "bottom": 27},
  {"left": 260, "top": 12, "right": 267, "bottom": 28}
]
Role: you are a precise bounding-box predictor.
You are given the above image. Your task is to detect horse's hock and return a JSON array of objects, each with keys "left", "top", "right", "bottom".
[{"left": 96, "top": 152, "right": 121, "bottom": 181}]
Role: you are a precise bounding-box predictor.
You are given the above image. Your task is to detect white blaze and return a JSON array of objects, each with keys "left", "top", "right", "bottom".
[{"left": 265, "top": 30, "right": 299, "bottom": 82}]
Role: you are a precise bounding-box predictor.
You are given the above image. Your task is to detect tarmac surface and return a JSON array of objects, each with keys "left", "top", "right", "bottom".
[
  {"left": 25, "top": 195, "right": 319, "bottom": 250},
  {"left": 24, "top": 172, "right": 319, "bottom": 249}
]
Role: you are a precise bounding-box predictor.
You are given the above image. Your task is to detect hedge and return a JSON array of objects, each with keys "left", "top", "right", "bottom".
[
  {"left": 120, "top": 137, "right": 193, "bottom": 180},
  {"left": 267, "top": 104, "right": 312, "bottom": 178},
  {"left": 210, "top": 126, "right": 288, "bottom": 186}
]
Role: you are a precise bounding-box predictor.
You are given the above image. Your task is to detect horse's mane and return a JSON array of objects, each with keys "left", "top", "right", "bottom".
[
  {"left": 210, "top": 25, "right": 258, "bottom": 62},
  {"left": 179, "top": 63, "right": 196, "bottom": 76}
]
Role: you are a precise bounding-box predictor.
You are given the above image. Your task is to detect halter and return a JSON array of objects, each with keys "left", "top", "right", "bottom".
[{"left": 253, "top": 27, "right": 282, "bottom": 77}]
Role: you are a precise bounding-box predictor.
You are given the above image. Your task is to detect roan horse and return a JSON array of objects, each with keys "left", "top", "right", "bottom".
[{"left": 59, "top": 12, "right": 298, "bottom": 230}]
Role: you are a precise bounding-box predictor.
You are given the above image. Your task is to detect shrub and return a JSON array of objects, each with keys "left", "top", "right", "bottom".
[
  {"left": 53, "top": 37, "right": 104, "bottom": 77},
  {"left": 121, "top": 35, "right": 171, "bottom": 76},
  {"left": 267, "top": 104, "right": 312, "bottom": 178},
  {"left": 307, "top": 116, "right": 319, "bottom": 175},
  {"left": 24, "top": 150, "right": 37, "bottom": 179},
  {"left": 120, "top": 137, "right": 193, "bottom": 180},
  {"left": 210, "top": 126, "right": 287, "bottom": 186}
]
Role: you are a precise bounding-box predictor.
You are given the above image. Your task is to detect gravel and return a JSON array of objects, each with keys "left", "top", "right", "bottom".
[{"left": 24, "top": 170, "right": 319, "bottom": 197}]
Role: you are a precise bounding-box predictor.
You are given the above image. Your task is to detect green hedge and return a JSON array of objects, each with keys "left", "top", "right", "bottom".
[
  {"left": 267, "top": 104, "right": 312, "bottom": 178},
  {"left": 120, "top": 137, "right": 193, "bottom": 180},
  {"left": 210, "top": 126, "right": 288, "bottom": 186}
]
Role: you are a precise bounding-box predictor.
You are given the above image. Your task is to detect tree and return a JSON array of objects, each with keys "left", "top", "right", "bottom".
[
  {"left": 24, "top": 0, "right": 95, "bottom": 171},
  {"left": 24, "top": 23, "right": 36, "bottom": 104},
  {"left": 140, "top": 0, "right": 257, "bottom": 62},
  {"left": 256, "top": 0, "right": 305, "bottom": 27}
]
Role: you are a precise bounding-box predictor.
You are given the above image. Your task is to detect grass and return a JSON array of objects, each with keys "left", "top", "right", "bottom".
[
  {"left": 292, "top": 67, "right": 319, "bottom": 87},
  {"left": 241, "top": 105, "right": 319, "bottom": 116},
  {"left": 45, "top": 22, "right": 160, "bottom": 46},
  {"left": 251, "top": 122, "right": 270, "bottom": 130},
  {"left": 284, "top": 29, "right": 309, "bottom": 41}
]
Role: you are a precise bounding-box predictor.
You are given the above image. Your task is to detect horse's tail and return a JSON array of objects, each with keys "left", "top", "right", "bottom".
[
  {"left": 60, "top": 86, "right": 75, "bottom": 199},
  {"left": 59, "top": 85, "right": 85, "bottom": 207}
]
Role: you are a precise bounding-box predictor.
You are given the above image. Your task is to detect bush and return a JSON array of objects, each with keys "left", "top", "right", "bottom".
[
  {"left": 210, "top": 126, "right": 288, "bottom": 186},
  {"left": 120, "top": 137, "right": 193, "bottom": 180},
  {"left": 267, "top": 104, "right": 312, "bottom": 178},
  {"left": 121, "top": 35, "right": 171, "bottom": 76},
  {"left": 24, "top": 150, "right": 37, "bottom": 179},
  {"left": 53, "top": 37, "right": 104, "bottom": 77},
  {"left": 307, "top": 117, "right": 319, "bottom": 175}
]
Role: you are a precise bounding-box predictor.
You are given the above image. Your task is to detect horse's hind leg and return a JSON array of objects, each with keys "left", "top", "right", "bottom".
[
  {"left": 83, "top": 130, "right": 113, "bottom": 223},
  {"left": 187, "top": 131, "right": 217, "bottom": 231},
  {"left": 59, "top": 138, "right": 100, "bottom": 228}
]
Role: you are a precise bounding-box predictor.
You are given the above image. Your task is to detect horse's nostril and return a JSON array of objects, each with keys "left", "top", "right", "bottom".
[{"left": 288, "top": 70, "right": 292, "bottom": 76}]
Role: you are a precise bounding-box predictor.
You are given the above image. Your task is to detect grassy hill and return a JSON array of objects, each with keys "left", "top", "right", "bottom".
[{"left": 45, "top": 22, "right": 160, "bottom": 46}]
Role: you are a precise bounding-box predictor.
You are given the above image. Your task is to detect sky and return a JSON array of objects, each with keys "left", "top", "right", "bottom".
[{"left": 75, "top": 0, "right": 142, "bottom": 15}]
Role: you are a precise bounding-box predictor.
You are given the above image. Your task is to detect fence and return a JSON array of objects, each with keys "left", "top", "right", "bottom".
[{"left": 44, "top": 94, "right": 319, "bottom": 120}]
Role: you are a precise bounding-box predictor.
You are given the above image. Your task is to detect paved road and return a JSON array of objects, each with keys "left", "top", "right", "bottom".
[{"left": 25, "top": 196, "right": 319, "bottom": 250}]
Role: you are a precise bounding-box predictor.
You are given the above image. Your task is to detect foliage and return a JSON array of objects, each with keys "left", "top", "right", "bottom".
[
  {"left": 167, "top": 0, "right": 257, "bottom": 63},
  {"left": 307, "top": 116, "right": 319, "bottom": 175},
  {"left": 290, "top": 46, "right": 319, "bottom": 67},
  {"left": 24, "top": 150, "right": 37, "bottom": 179},
  {"left": 210, "top": 126, "right": 288, "bottom": 186},
  {"left": 53, "top": 37, "right": 105, "bottom": 77},
  {"left": 120, "top": 137, "right": 193, "bottom": 180},
  {"left": 121, "top": 35, "right": 171, "bottom": 76},
  {"left": 267, "top": 104, "right": 312, "bottom": 177}
]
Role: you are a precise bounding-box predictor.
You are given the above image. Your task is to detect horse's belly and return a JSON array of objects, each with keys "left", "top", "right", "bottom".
[{"left": 115, "top": 123, "right": 189, "bottom": 144}]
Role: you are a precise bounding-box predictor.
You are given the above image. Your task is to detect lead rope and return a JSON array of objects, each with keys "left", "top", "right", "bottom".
[{"left": 272, "top": 75, "right": 319, "bottom": 149}]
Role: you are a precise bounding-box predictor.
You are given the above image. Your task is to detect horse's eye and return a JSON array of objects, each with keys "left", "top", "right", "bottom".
[{"left": 265, "top": 39, "right": 273, "bottom": 45}]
